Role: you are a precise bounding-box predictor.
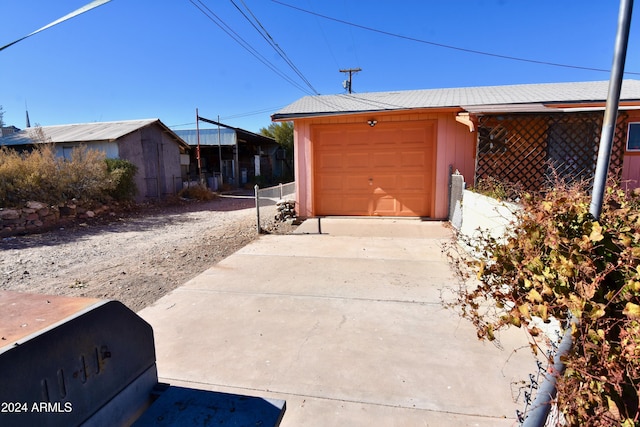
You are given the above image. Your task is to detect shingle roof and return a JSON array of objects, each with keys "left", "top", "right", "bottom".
[
  {"left": 0, "top": 119, "right": 188, "bottom": 148},
  {"left": 272, "top": 80, "right": 640, "bottom": 120}
]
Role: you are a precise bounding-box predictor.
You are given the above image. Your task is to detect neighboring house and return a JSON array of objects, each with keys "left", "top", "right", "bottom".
[
  {"left": 175, "top": 120, "right": 281, "bottom": 187},
  {"left": 272, "top": 80, "right": 640, "bottom": 219},
  {"left": 1, "top": 126, "right": 21, "bottom": 137},
  {"left": 0, "top": 119, "right": 191, "bottom": 201}
]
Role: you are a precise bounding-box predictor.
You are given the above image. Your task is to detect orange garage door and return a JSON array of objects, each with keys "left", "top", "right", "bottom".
[{"left": 313, "top": 121, "right": 435, "bottom": 217}]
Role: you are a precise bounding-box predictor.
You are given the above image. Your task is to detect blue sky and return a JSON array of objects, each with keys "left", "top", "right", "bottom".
[{"left": 1, "top": 1, "right": 639, "bottom": 133}]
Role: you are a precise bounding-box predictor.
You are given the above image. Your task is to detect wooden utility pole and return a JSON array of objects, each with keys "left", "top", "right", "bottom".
[
  {"left": 339, "top": 67, "right": 361, "bottom": 93},
  {"left": 196, "top": 108, "right": 202, "bottom": 183}
]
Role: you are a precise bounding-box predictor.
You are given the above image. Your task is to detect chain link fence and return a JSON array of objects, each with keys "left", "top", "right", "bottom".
[{"left": 254, "top": 182, "right": 295, "bottom": 233}]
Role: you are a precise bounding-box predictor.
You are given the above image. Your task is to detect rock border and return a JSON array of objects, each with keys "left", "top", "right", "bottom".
[{"left": 0, "top": 201, "right": 113, "bottom": 237}]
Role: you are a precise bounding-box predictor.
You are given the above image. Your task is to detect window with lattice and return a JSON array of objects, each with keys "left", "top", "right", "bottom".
[
  {"left": 546, "top": 119, "right": 600, "bottom": 184},
  {"left": 475, "top": 112, "right": 627, "bottom": 192}
]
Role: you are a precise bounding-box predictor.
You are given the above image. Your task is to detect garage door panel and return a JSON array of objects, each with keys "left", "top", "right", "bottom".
[
  {"left": 345, "top": 175, "right": 371, "bottom": 191},
  {"left": 317, "top": 153, "right": 343, "bottom": 169},
  {"left": 399, "top": 174, "right": 429, "bottom": 191},
  {"left": 343, "top": 196, "right": 370, "bottom": 214},
  {"left": 398, "top": 196, "right": 430, "bottom": 216},
  {"left": 372, "top": 152, "right": 398, "bottom": 168},
  {"left": 372, "top": 195, "right": 397, "bottom": 216},
  {"left": 345, "top": 153, "right": 370, "bottom": 168},
  {"left": 347, "top": 130, "right": 369, "bottom": 143},
  {"left": 317, "top": 175, "right": 344, "bottom": 191},
  {"left": 371, "top": 129, "right": 397, "bottom": 144},
  {"left": 319, "top": 195, "right": 369, "bottom": 215},
  {"left": 373, "top": 174, "right": 398, "bottom": 189},
  {"left": 318, "top": 132, "right": 347, "bottom": 148},
  {"left": 400, "top": 151, "right": 427, "bottom": 168},
  {"left": 317, "top": 196, "right": 347, "bottom": 213},
  {"left": 403, "top": 129, "right": 424, "bottom": 136}
]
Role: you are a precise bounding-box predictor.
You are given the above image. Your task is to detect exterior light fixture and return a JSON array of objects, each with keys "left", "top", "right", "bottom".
[{"left": 367, "top": 119, "right": 377, "bottom": 127}]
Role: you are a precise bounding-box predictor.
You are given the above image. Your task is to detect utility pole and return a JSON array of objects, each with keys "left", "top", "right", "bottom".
[
  {"left": 590, "top": 0, "right": 633, "bottom": 220},
  {"left": 196, "top": 108, "right": 202, "bottom": 184},
  {"left": 339, "top": 67, "right": 361, "bottom": 93}
]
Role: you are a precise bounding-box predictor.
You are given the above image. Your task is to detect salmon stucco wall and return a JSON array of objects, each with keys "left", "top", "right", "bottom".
[{"left": 292, "top": 110, "right": 476, "bottom": 219}]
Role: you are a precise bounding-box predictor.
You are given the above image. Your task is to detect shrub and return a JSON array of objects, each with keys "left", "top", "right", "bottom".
[
  {"left": 56, "top": 145, "right": 112, "bottom": 203},
  {"left": 178, "top": 184, "right": 215, "bottom": 201},
  {"left": 0, "top": 145, "right": 57, "bottom": 206},
  {"left": 0, "top": 145, "right": 135, "bottom": 207},
  {"left": 473, "top": 176, "right": 523, "bottom": 202},
  {"left": 105, "top": 158, "right": 137, "bottom": 201},
  {"left": 447, "top": 180, "right": 640, "bottom": 426}
]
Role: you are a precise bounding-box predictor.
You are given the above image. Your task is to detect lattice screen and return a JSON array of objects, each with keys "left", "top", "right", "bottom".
[{"left": 475, "top": 112, "right": 628, "bottom": 192}]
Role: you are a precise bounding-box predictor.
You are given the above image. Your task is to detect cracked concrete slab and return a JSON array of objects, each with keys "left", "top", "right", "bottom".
[{"left": 138, "top": 219, "right": 536, "bottom": 426}]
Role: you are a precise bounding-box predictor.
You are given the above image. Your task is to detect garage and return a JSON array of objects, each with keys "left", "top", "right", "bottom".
[{"left": 312, "top": 120, "right": 436, "bottom": 217}]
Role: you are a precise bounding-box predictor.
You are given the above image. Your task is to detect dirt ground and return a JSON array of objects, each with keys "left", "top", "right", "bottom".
[{"left": 0, "top": 195, "right": 293, "bottom": 312}]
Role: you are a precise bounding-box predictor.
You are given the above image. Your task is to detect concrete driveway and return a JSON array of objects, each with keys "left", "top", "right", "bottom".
[{"left": 138, "top": 218, "right": 536, "bottom": 426}]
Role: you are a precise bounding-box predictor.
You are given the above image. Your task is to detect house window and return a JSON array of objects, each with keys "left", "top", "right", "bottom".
[{"left": 627, "top": 122, "right": 640, "bottom": 151}]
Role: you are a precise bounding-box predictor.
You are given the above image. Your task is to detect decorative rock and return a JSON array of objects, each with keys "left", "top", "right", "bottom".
[
  {"left": 1, "top": 209, "right": 21, "bottom": 220},
  {"left": 1, "top": 200, "right": 116, "bottom": 237},
  {"left": 1, "top": 218, "right": 21, "bottom": 226},
  {"left": 26, "top": 201, "right": 47, "bottom": 210},
  {"left": 42, "top": 215, "right": 58, "bottom": 226},
  {"left": 274, "top": 199, "right": 297, "bottom": 222},
  {"left": 59, "top": 206, "right": 76, "bottom": 217}
]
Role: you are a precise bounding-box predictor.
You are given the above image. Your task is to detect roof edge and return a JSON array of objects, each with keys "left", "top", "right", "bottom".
[{"left": 272, "top": 106, "right": 461, "bottom": 121}]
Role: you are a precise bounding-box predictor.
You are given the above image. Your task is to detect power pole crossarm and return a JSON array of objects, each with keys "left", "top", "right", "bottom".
[{"left": 339, "top": 68, "right": 362, "bottom": 93}]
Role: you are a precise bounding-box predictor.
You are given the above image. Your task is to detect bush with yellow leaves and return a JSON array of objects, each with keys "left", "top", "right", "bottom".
[{"left": 448, "top": 180, "right": 640, "bottom": 426}]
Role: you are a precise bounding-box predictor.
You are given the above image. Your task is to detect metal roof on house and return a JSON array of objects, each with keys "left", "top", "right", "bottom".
[
  {"left": 0, "top": 119, "right": 189, "bottom": 148},
  {"left": 174, "top": 121, "right": 276, "bottom": 148},
  {"left": 272, "top": 80, "right": 640, "bottom": 120},
  {"left": 174, "top": 128, "right": 237, "bottom": 146}
]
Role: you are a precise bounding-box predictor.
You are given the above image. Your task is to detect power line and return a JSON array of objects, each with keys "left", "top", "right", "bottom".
[
  {"left": 272, "top": 0, "right": 640, "bottom": 76},
  {"left": 230, "top": 0, "right": 319, "bottom": 94},
  {"left": 222, "top": 105, "right": 285, "bottom": 119},
  {"left": 308, "top": 0, "right": 340, "bottom": 70},
  {"left": 189, "top": 0, "right": 316, "bottom": 95},
  {"left": 169, "top": 105, "right": 286, "bottom": 128},
  {"left": 190, "top": 0, "right": 311, "bottom": 94},
  {"left": 341, "top": 0, "right": 361, "bottom": 68},
  {"left": 0, "top": 0, "right": 111, "bottom": 52}
]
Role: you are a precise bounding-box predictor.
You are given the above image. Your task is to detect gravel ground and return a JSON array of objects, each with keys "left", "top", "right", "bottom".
[{"left": 0, "top": 195, "right": 292, "bottom": 312}]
